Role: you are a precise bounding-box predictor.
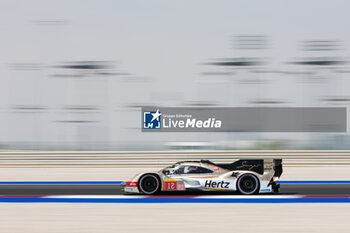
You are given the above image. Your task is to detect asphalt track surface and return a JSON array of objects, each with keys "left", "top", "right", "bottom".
[{"left": 0, "top": 183, "right": 350, "bottom": 195}]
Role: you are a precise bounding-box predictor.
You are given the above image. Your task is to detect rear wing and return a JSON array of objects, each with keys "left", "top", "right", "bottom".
[{"left": 273, "top": 159, "right": 283, "bottom": 178}]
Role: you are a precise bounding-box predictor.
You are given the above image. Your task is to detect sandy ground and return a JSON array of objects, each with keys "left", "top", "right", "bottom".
[
  {"left": 0, "top": 166, "right": 350, "bottom": 181},
  {"left": 0, "top": 203, "right": 349, "bottom": 233}
]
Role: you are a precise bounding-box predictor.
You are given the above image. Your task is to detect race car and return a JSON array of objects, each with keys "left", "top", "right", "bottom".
[{"left": 123, "top": 159, "right": 282, "bottom": 195}]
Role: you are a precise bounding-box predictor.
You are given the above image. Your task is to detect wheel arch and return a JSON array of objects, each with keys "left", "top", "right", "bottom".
[
  {"left": 236, "top": 172, "right": 261, "bottom": 195},
  {"left": 137, "top": 173, "right": 162, "bottom": 194}
]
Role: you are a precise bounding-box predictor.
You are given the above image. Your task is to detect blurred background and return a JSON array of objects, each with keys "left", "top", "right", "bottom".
[
  {"left": 1, "top": 3, "right": 350, "bottom": 233},
  {"left": 1, "top": 0, "right": 350, "bottom": 151}
]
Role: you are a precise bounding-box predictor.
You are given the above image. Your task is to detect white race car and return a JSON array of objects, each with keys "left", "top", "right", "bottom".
[{"left": 123, "top": 159, "right": 282, "bottom": 195}]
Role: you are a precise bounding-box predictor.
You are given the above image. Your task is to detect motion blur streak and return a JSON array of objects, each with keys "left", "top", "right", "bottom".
[{"left": 1, "top": 1, "right": 350, "bottom": 150}]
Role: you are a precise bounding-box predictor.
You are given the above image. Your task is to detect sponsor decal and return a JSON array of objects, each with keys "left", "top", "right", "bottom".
[
  {"left": 125, "top": 187, "right": 134, "bottom": 191},
  {"left": 260, "top": 188, "right": 272, "bottom": 192},
  {"left": 213, "top": 166, "right": 219, "bottom": 171},
  {"left": 204, "top": 180, "right": 230, "bottom": 189},
  {"left": 236, "top": 161, "right": 262, "bottom": 171}
]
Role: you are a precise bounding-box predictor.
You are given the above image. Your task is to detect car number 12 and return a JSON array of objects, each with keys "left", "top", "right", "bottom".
[{"left": 163, "top": 181, "right": 177, "bottom": 190}]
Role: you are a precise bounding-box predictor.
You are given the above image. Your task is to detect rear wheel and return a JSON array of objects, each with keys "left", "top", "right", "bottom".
[
  {"left": 138, "top": 174, "right": 160, "bottom": 195},
  {"left": 237, "top": 174, "right": 259, "bottom": 195}
]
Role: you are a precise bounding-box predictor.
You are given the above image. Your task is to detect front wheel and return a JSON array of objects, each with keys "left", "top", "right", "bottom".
[
  {"left": 237, "top": 174, "right": 260, "bottom": 195},
  {"left": 138, "top": 174, "right": 160, "bottom": 195}
]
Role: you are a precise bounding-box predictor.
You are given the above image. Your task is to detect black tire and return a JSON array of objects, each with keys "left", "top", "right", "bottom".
[
  {"left": 237, "top": 174, "right": 260, "bottom": 195},
  {"left": 138, "top": 174, "right": 160, "bottom": 195}
]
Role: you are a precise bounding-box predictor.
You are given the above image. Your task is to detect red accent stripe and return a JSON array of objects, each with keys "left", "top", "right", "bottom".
[
  {"left": 302, "top": 195, "right": 350, "bottom": 199},
  {"left": 126, "top": 182, "right": 138, "bottom": 187},
  {"left": 146, "top": 195, "right": 198, "bottom": 199}
]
